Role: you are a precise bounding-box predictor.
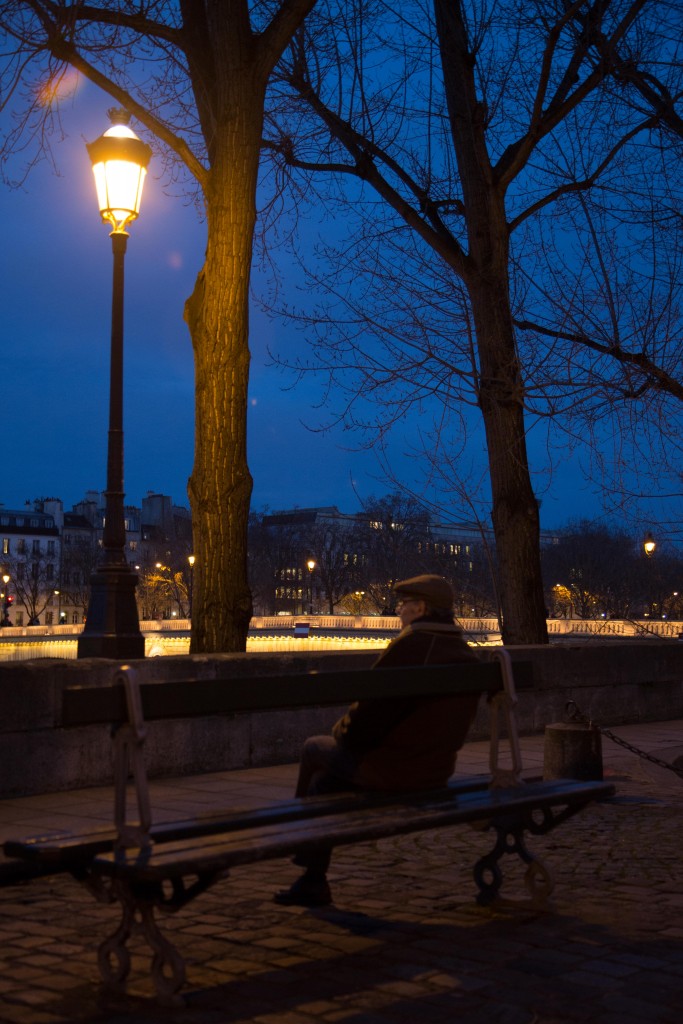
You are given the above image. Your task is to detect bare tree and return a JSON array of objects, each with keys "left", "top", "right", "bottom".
[
  {"left": 248, "top": 511, "right": 290, "bottom": 615},
  {"left": 354, "top": 493, "right": 430, "bottom": 613},
  {"left": 263, "top": 0, "right": 683, "bottom": 642},
  {"left": 60, "top": 535, "right": 98, "bottom": 621},
  {"left": 6, "top": 554, "right": 57, "bottom": 625},
  {"left": 1, "top": 0, "right": 318, "bottom": 652},
  {"left": 307, "top": 514, "right": 359, "bottom": 613},
  {"left": 539, "top": 521, "right": 683, "bottom": 621},
  {"left": 138, "top": 562, "right": 189, "bottom": 619}
]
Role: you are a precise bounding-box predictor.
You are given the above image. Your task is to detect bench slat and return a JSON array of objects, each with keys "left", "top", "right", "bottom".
[
  {"left": 61, "top": 661, "right": 534, "bottom": 727},
  {"left": 93, "top": 779, "right": 614, "bottom": 882},
  {"left": 3, "top": 775, "right": 495, "bottom": 866}
]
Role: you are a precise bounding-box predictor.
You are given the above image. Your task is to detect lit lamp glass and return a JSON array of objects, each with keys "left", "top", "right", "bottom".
[
  {"left": 643, "top": 532, "right": 656, "bottom": 556},
  {"left": 87, "top": 112, "right": 152, "bottom": 232}
]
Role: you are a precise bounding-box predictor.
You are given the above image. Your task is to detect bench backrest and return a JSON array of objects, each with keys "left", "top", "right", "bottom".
[{"left": 61, "top": 658, "right": 533, "bottom": 725}]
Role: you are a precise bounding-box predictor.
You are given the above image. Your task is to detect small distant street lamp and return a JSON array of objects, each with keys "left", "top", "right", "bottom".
[
  {"left": 78, "top": 109, "right": 152, "bottom": 660},
  {"left": 188, "top": 555, "right": 195, "bottom": 620},
  {"left": 306, "top": 559, "right": 316, "bottom": 614},
  {"left": 642, "top": 532, "right": 657, "bottom": 619},
  {"left": 1, "top": 573, "right": 12, "bottom": 627}
]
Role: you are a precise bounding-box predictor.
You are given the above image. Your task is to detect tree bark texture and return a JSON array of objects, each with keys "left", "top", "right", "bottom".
[
  {"left": 185, "top": 76, "right": 265, "bottom": 653},
  {"left": 179, "top": 0, "right": 317, "bottom": 652}
]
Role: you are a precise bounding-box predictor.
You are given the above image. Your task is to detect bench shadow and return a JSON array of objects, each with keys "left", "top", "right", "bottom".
[{"left": 36, "top": 903, "right": 683, "bottom": 1023}]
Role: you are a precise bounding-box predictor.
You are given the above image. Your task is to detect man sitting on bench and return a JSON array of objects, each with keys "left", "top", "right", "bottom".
[{"left": 275, "top": 573, "right": 482, "bottom": 907}]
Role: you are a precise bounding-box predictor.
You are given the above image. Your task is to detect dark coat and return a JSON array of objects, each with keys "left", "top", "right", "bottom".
[{"left": 331, "top": 619, "right": 481, "bottom": 791}]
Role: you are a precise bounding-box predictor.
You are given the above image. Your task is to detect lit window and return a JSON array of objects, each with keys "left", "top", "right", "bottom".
[{"left": 1, "top": 538, "right": 9, "bottom": 555}]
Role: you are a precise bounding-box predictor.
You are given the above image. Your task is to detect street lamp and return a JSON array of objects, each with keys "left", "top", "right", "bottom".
[
  {"left": 305, "top": 561, "right": 317, "bottom": 614},
  {"left": 188, "top": 555, "right": 195, "bottom": 620},
  {"left": 306, "top": 559, "right": 316, "bottom": 614},
  {"left": 78, "top": 109, "right": 152, "bottom": 660},
  {"left": 1, "top": 573, "right": 11, "bottom": 627},
  {"left": 642, "top": 532, "right": 657, "bottom": 618}
]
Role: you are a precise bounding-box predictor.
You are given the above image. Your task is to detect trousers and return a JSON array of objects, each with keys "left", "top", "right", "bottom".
[{"left": 293, "top": 735, "right": 362, "bottom": 874}]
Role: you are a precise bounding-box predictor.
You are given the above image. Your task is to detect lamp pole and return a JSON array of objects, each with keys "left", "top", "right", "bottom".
[
  {"left": 306, "top": 559, "right": 316, "bottom": 615},
  {"left": 643, "top": 531, "right": 657, "bottom": 618},
  {"left": 78, "top": 109, "right": 151, "bottom": 660},
  {"left": 188, "top": 555, "right": 195, "bottom": 620},
  {"left": 1, "top": 573, "right": 11, "bottom": 627}
]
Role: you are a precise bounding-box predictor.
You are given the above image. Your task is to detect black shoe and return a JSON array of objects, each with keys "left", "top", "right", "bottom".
[{"left": 274, "top": 875, "right": 332, "bottom": 907}]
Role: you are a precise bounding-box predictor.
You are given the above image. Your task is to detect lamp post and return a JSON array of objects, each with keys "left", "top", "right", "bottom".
[
  {"left": 306, "top": 559, "right": 316, "bottom": 614},
  {"left": 78, "top": 109, "right": 152, "bottom": 660},
  {"left": 642, "top": 531, "right": 656, "bottom": 618},
  {"left": 188, "top": 555, "right": 195, "bottom": 620},
  {"left": 1, "top": 573, "right": 11, "bottom": 627}
]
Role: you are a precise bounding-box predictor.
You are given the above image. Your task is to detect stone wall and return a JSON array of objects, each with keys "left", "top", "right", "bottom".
[{"left": 0, "top": 641, "right": 682, "bottom": 798}]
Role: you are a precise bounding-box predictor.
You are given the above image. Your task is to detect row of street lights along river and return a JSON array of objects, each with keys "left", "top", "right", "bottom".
[{"left": 77, "top": 110, "right": 151, "bottom": 660}]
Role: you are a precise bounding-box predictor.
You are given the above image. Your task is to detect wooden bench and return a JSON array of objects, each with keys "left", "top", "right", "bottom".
[{"left": 2, "top": 651, "right": 615, "bottom": 1003}]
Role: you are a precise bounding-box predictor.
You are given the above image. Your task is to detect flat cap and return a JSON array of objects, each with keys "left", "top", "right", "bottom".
[{"left": 393, "top": 574, "right": 454, "bottom": 611}]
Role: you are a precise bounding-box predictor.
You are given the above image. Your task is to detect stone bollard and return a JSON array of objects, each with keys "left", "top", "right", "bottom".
[{"left": 543, "top": 722, "right": 603, "bottom": 781}]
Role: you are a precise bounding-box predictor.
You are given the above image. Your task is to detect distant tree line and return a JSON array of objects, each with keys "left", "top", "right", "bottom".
[{"left": 249, "top": 498, "right": 683, "bottom": 623}]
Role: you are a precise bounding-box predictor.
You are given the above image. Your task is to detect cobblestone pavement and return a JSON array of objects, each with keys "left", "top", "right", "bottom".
[{"left": 0, "top": 721, "right": 682, "bottom": 1024}]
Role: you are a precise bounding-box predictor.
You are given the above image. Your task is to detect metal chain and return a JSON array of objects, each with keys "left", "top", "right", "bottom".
[{"left": 565, "top": 701, "right": 683, "bottom": 780}]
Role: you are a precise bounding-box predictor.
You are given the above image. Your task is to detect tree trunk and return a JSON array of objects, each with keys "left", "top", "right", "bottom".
[
  {"left": 435, "top": 0, "right": 548, "bottom": 644},
  {"left": 184, "top": 83, "right": 264, "bottom": 653},
  {"left": 469, "top": 268, "right": 549, "bottom": 644}
]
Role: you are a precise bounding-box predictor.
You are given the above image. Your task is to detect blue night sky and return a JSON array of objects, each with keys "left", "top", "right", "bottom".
[{"left": 0, "top": 77, "right": 633, "bottom": 530}]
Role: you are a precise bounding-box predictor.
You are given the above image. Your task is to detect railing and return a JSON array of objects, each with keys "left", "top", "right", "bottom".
[
  {"left": 1, "top": 616, "right": 681, "bottom": 664},
  {"left": 1, "top": 615, "right": 682, "bottom": 639}
]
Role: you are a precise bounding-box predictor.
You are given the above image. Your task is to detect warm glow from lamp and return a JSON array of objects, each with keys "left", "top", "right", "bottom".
[
  {"left": 643, "top": 532, "right": 656, "bottom": 556},
  {"left": 87, "top": 111, "right": 152, "bottom": 232}
]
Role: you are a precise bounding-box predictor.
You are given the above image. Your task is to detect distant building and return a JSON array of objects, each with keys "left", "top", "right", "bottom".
[
  {"left": 251, "top": 505, "right": 517, "bottom": 617},
  {"left": 1, "top": 490, "right": 193, "bottom": 628},
  {"left": 0, "top": 500, "right": 61, "bottom": 626}
]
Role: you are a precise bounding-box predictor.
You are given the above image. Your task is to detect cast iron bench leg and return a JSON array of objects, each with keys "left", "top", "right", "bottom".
[
  {"left": 473, "top": 819, "right": 555, "bottom": 908},
  {"left": 98, "top": 880, "right": 187, "bottom": 1005}
]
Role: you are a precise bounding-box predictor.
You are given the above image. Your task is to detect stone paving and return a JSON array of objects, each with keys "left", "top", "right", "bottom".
[{"left": 0, "top": 721, "right": 682, "bottom": 1024}]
